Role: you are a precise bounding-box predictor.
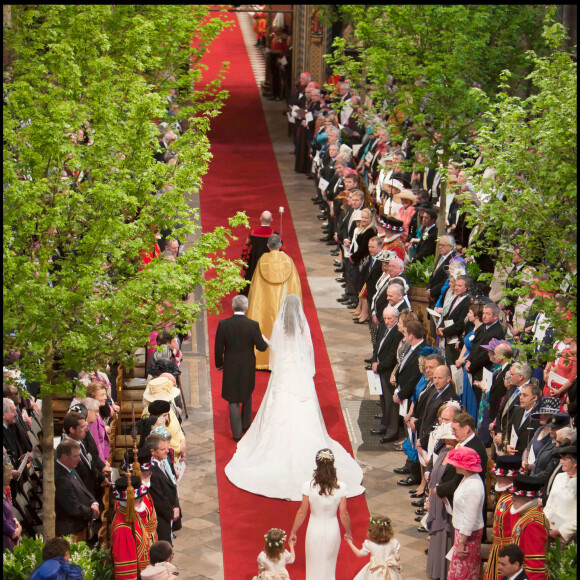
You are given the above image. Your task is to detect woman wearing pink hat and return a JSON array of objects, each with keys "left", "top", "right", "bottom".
[{"left": 444, "top": 446, "right": 485, "bottom": 580}]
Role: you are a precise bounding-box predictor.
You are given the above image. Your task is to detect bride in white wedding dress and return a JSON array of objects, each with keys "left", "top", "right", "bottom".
[{"left": 224, "top": 294, "right": 365, "bottom": 501}]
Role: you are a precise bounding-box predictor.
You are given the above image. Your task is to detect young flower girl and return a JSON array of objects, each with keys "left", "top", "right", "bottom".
[
  {"left": 345, "top": 515, "right": 403, "bottom": 580},
  {"left": 252, "top": 528, "right": 295, "bottom": 579}
]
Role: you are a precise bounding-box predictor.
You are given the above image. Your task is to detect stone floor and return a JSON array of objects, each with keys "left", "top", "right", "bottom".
[{"left": 171, "top": 12, "right": 430, "bottom": 580}]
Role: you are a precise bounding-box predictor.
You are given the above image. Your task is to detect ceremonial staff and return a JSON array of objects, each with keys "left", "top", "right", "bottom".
[{"left": 125, "top": 399, "right": 139, "bottom": 578}]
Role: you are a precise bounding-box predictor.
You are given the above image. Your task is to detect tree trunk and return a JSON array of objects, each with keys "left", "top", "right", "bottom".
[{"left": 42, "top": 348, "right": 56, "bottom": 539}]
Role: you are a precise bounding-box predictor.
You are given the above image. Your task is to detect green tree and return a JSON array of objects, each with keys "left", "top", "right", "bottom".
[
  {"left": 3, "top": 5, "right": 246, "bottom": 538},
  {"left": 463, "top": 17, "right": 577, "bottom": 350},
  {"left": 324, "top": 5, "right": 546, "bottom": 234}
]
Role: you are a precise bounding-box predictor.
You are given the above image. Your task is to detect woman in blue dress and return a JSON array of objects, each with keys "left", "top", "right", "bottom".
[{"left": 453, "top": 302, "right": 483, "bottom": 423}]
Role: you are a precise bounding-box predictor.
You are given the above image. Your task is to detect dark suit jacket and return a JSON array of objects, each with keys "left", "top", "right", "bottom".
[
  {"left": 496, "top": 384, "right": 522, "bottom": 435},
  {"left": 350, "top": 227, "right": 377, "bottom": 265},
  {"left": 364, "top": 258, "right": 384, "bottom": 304},
  {"left": 373, "top": 325, "right": 403, "bottom": 376},
  {"left": 466, "top": 320, "right": 506, "bottom": 379},
  {"left": 55, "top": 461, "right": 96, "bottom": 536},
  {"left": 507, "top": 406, "right": 540, "bottom": 455},
  {"left": 62, "top": 435, "right": 105, "bottom": 501},
  {"left": 149, "top": 461, "right": 180, "bottom": 543},
  {"left": 428, "top": 252, "right": 456, "bottom": 299},
  {"left": 530, "top": 432, "right": 558, "bottom": 484},
  {"left": 396, "top": 341, "right": 425, "bottom": 401},
  {"left": 418, "top": 385, "right": 460, "bottom": 449},
  {"left": 413, "top": 225, "right": 438, "bottom": 262},
  {"left": 438, "top": 295, "right": 470, "bottom": 340},
  {"left": 488, "top": 365, "right": 510, "bottom": 421},
  {"left": 437, "top": 435, "right": 488, "bottom": 501},
  {"left": 215, "top": 315, "right": 268, "bottom": 403},
  {"left": 337, "top": 207, "right": 354, "bottom": 243},
  {"left": 413, "top": 381, "right": 435, "bottom": 424}
]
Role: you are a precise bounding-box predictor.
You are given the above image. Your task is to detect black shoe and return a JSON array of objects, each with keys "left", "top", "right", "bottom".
[
  {"left": 337, "top": 297, "right": 350, "bottom": 303},
  {"left": 364, "top": 364, "right": 373, "bottom": 370},
  {"left": 321, "top": 236, "right": 332, "bottom": 242},
  {"left": 415, "top": 516, "right": 423, "bottom": 522},
  {"left": 408, "top": 489, "right": 419, "bottom": 494},
  {"left": 374, "top": 414, "right": 383, "bottom": 420},
  {"left": 415, "top": 508, "right": 426, "bottom": 516},
  {"left": 417, "top": 527, "right": 428, "bottom": 533},
  {"left": 394, "top": 466, "right": 410, "bottom": 475},
  {"left": 341, "top": 283, "right": 346, "bottom": 288},
  {"left": 411, "top": 498, "right": 425, "bottom": 507},
  {"left": 330, "top": 250, "right": 339, "bottom": 256},
  {"left": 399, "top": 477, "right": 420, "bottom": 487},
  {"left": 410, "top": 491, "right": 425, "bottom": 499},
  {"left": 354, "top": 319, "right": 369, "bottom": 325},
  {"left": 333, "top": 260, "right": 342, "bottom": 267},
  {"left": 380, "top": 435, "right": 398, "bottom": 444},
  {"left": 334, "top": 267, "right": 344, "bottom": 272},
  {"left": 365, "top": 358, "right": 373, "bottom": 364},
  {"left": 346, "top": 301, "right": 359, "bottom": 309},
  {"left": 370, "top": 428, "right": 386, "bottom": 436},
  {"left": 424, "top": 548, "right": 429, "bottom": 555},
  {"left": 311, "top": 196, "right": 322, "bottom": 202},
  {"left": 317, "top": 215, "right": 326, "bottom": 220},
  {"left": 326, "top": 241, "right": 335, "bottom": 246},
  {"left": 335, "top": 277, "right": 345, "bottom": 283}
]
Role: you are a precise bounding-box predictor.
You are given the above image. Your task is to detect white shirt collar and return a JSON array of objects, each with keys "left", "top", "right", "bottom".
[
  {"left": 510, "top": 499, "right": 536, "bottom": 515},
  {"left": 459, "top": 432, "right": 476, "bottom": 446},
  {"left": 393, "top": 299, "right": 406, "bottom": 310},
  {"left": 440, "top": 250, "right": 452, "bottom": 261},
  {"left": 234, "top": 312, "right": 245, "bottom": 316},
  {"left": 56, "top": 459, "right": 72, "bottom": 473},
  {"left": 507, "top": 571, "right": 525, "bottom": 580}
]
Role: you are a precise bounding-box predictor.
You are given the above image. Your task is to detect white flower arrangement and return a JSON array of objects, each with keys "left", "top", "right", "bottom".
[
  {"left": 316, "top": 449, "right": 334, "bottom": 462},
  {"left": 264, "top": 528, "right": 287, "bottom": 547}
]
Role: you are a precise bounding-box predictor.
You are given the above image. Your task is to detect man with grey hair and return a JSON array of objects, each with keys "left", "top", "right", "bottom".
[
  {"left": 425, "top": 234, "right": 457, "bottom": 304},
  {"left": 241, "top": 211, "right": 280, "bottom": 294},
  {"left": 215, "top": 295, "right": 268, "bottom": 441},
  {"left": 465, "top": 302, "right": 505, "bottom": 387},
  {"left": 370, "top": 306, "right": 403, "bottom": 439}
]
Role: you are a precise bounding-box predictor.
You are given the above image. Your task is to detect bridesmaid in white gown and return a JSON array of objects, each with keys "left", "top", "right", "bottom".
[
  {"left": 289, "top": 449, "right": 353, "bottom": 580},
  {"left": 224, "top": 294, "right": 364, "bottom": 500}
]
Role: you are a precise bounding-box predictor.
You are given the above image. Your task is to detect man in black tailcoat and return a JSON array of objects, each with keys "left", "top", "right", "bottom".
[{"left": 215, "top": 294, "right": 268, "bottom": 441}]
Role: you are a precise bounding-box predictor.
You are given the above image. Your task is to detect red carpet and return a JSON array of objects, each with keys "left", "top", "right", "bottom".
[{"left": 198, "top": 13, "right": 369, "bottom": 579}]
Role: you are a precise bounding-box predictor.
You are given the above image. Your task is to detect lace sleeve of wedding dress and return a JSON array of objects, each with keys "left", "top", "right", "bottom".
[{"left": 269, "top": 294, "right": 316, "bottom": 381}]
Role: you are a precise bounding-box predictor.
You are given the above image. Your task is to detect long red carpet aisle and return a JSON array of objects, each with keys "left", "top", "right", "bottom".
[{"left": 198, "top": 12, "right": 369, "bottom": 579}]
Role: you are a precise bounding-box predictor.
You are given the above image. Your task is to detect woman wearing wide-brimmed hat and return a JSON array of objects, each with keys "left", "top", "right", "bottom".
[{"left": 444, "top": 446, "right": 485, "bottom": 580}]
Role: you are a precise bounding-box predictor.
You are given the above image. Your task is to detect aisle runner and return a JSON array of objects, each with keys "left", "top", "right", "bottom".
[{"left": 198, "top": 13, "right": 369, "bottom": 579}]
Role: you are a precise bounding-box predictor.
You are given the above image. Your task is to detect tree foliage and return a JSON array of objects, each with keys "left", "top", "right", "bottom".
[
  {"left": 4, "top": 5, "right": 246, "bottom": 390},
  {"left": 463, "top": 18, "right": 577, "bottom": 346}
]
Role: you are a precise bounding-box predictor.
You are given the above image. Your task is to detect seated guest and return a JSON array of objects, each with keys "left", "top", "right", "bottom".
[
  {"left": 29, "top": 537, "right": 83, "bottom": 580},
  {"left": 497, "top": 544, "right": 528, "bottom": 580},
  {"left": 55, "top": 440, "right": 100, "bottom": 542},
  {"left": 445, "top": 447, "right": 485, "bottom": 580},
  {"left": 507, "top": 476, "right": 549, "bottom": 579},
  {"left": 543, "top": 444, "right": 576, "bottom": 547}
]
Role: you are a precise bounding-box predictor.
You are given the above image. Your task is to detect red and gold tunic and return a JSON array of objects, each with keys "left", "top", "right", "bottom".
[
  {"left": 510, "top": 505, "right": 550, "bottom": 580},
  {"left": 142, "top": 494, "right": 158, "bottom": 546},
  {"left": 111, "top": 506, "right": 151, "bottom": 580},
  {"left": 382, "top": 237, "right": 405, "bottom": 261},
  {"left": 252, "top": 9, "right": 267, "bottom": 38},
  {"left": 484, "top": 491, "right": 517, "bottom": 580}
]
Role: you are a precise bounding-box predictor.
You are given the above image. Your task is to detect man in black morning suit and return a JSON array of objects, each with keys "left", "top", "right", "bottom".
[
  {"left": 215, "top": 294, "right": 268, "bottom": 441},
  {"left": 435, "top": 274, "right": 472, "bottom": 365},
  {"left": 54, "top": 439, "right": 100, "bottom": 541},
  {"left": 146, "top": 433, "right": 180, "bottom": 543},
  {"left": 370, "top": 306, "right": 403, "bottom": 441},
  {"left": 393, "top": 320, "right": 426, "bottom": 414},
  {"left": 425, "top": 235, "right": 457, "bottom": 303},
  {"left": 465, "top": 302, "right": 506, "bottom": 404},
  {"left": 411, "top": 209, "right": 438, "bottom": 263}
]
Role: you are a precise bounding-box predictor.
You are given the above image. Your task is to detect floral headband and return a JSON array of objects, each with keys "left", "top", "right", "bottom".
[
  {"left": 264, "top": 528, "right": 286, "bottom": 547},
  {"left": 369, "top": 516, "right": 391, "bottom": 526},
  {"left": 316, "top": 450, "right": 334, "bottom": 462}
]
